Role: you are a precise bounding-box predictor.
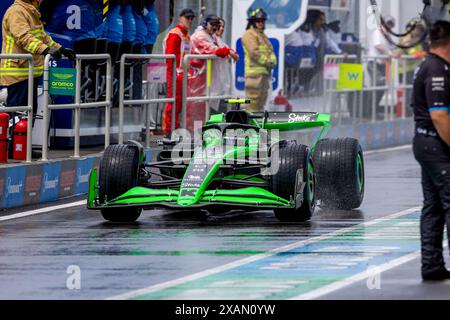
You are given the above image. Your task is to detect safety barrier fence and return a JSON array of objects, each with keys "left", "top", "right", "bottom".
[
  {"left": 0, "top": 54, "right": 34, "bottom": 163},
  {"left": 182, "top": 54, "right": 232, "bottom": 129},
  {"left": 325, "top": 54, "right": 421, "bottom": 125},
  {"left": 118, "top": 54, "right": 176, "bottom": 146},
  {"left": 285, "top": 53, "right": 422, "bottom": 125},
  {"left": 41, "top": 54, "right": 112, "bottom": 161}
]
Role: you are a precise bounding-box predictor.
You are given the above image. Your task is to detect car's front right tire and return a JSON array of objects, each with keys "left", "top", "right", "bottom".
[{"left": 270, "top": 142, "right": 316, "bottom": 222}]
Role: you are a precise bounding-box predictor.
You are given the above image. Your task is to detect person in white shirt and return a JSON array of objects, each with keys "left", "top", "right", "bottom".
[
  {"left": 366, "top": 15, "right": 402, "bottom": 116},
  {"left": 326, "top": 21, "right": 343, "bottom": 54}
]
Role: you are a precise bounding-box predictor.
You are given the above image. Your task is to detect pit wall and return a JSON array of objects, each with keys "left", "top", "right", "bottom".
[{"left": 0, "top": 119, "right": 414, "bottom": 210}]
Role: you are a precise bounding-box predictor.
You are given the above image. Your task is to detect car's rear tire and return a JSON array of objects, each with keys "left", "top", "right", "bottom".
[
  {"left": 270, "top": 142, "right": 316, "bottom": 222},
  {"left": 313, "top": 138, "right": 364, "bottom": 210},
  {"left": 99, "top": 144, "right": 142, "bottom": 222}
]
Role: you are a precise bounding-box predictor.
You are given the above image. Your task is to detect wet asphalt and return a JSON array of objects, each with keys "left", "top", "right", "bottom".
[{"left": 1, "top": 147, "right": 447, "bottom": 300}]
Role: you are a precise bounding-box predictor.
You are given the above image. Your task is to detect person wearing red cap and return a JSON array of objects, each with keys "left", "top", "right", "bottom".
[{"left": 162, "top": 8, "right": 196, "bottom": 134}]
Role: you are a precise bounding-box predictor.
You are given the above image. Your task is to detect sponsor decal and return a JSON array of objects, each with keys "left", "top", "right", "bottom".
[
  {"left": 3, "top": 167, "right": 26, "bottom": 208},
  {"left": 61, "top": 170, "right": 75, "bottom": 192},
  {"left": 336, "top": 64, "right": 364, "bottom": 91},
  {"left": 49, "top": 67, "right": 76, "bottom": 96},
  {"left": 40, "top": 163, "right": 61, "bottom": 202},
  {"left": 43, "top": 173, "right": 59, "bottom": 190},
  {"left": 25, "top": 176, "right": 41, "bottom": 197},
  {"left": 288, "top": 113, "right": 316, "bottom": 122},
  {"left": 24, "top": 165, "right": 43, "bottom": 205},
  {"left": 59, "top": 160, "right": 76, "bottom": 198},
  {"left": 267, "top": 112, "right": 318, "bottom": 123}
]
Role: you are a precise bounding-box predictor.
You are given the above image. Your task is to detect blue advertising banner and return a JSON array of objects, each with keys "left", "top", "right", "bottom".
[
  {"left": 75, "top": 157, "right": 94, "bottom": 195},
  {"left": 3, "top": 166, "right": 26, "bottom": 208},
  {"left": 40, "top": 163, "right": 61, "bottom": 203}
]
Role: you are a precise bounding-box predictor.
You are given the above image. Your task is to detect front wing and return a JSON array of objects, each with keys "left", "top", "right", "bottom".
[{"left": 87, "top": 169, "right": 294, "bottom": 210}]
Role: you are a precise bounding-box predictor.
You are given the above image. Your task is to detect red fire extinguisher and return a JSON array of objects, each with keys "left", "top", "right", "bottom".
[
  {"left": 13, "top": 118, "right": 27, "bottom": 161},
  {"left": 0, "top": 112, "right": 9, "bottom": 163}
]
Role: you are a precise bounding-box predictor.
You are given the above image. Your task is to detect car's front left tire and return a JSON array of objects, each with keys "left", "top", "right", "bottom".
[{"left": 99, "top": 144, "right": 142, "bottom": 222}]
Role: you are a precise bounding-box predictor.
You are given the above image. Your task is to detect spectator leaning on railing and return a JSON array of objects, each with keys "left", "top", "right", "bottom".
[
  {"left": 188, "top": 15, "right": 238, "bottom": 129},
  {"left": 0, "top": 0, "right": 75, "bottom": 126}
]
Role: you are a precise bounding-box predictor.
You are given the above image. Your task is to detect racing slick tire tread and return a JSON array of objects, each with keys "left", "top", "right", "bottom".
[
  {"left": 99, "top": 144, "right": 142, "bottom": 222},
  {"left": 313, "top": 138, "right": 364, "bottom": 210},
  {"left": 270, "top": 142, "right": 316, "bottom": 222}
]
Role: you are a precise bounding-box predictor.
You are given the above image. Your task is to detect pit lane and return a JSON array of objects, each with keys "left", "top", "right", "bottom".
[{"left": 1, "top": 147, "right": 448, "bottom": 299}]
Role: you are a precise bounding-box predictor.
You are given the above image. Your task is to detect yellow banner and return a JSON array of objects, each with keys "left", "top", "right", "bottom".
[
  {"left": 336, "top": 63, "right": 364, "bottom": 91},
  {"left": 207, "top": 60, "right": 212, "bottom": 88}
]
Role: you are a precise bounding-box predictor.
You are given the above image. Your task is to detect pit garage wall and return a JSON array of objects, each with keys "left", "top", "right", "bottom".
[{"left": 0, "top": 120, "right": 413, "bottom": 210}]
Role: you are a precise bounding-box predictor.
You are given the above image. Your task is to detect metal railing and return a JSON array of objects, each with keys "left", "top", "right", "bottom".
[
  {"left": 41, "top": 54, "right": 112, "bottom": 161},
  {"left": 323, "top": 54, "right": 359, "bottom": 125},
  {"left": 321, "top": 54, "right": 422, "bottom": 124},
  {"left": 182, "top": 54, "right": 232, "bottom": 129},
  {"left": 0, "top": 54, "right": 34, "bottom": 163},
  {"left": 118, "top": 54, "right": 176, "bottom": 145}
]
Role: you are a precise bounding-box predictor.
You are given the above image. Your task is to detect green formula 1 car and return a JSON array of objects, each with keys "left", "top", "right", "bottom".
[{"left": 87, "top": 99, "right": 365, "bottom": 222}]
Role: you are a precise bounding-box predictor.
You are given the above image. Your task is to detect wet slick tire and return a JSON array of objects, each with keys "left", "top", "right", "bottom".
[
  {"left": 99, "top": 144, "right": 142, "bottom": 222},
  {"left": 313, "top": 138, "right": 364, "bottom": 210},
  {"left": 270, "top": 142, "right": 316, "bottom": 222}
]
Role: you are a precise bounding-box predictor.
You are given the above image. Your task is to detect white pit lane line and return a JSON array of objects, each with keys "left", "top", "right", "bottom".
[
  {"left": 292, "top": 240, "right": 450, "bottom": 300},
  {"left": 364, "top": 145, "right": 412, "bottom": 155},
  {"left": 0, "top": 200, "right": 87, "bottom": 222},
  {"left": 107, "top": 206, "right": 421, "bottom": 300}
]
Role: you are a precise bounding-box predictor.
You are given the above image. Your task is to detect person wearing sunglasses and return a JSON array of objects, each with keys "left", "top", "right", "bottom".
[{"left": 187, "top": 14, "right": 238, "bottom": 130}]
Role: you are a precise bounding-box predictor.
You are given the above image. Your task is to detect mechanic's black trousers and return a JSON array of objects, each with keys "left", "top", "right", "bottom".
[{"left": 413, "top": 134, "right": 450, "bottom": 275}]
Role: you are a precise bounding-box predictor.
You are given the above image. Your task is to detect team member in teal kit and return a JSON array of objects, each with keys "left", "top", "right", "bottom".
[
  {"left": 133, "top": 3, "right": 148, "bottom": 52},
  {"left": 143, "top": 0, "right": 159, "bottom": 53},
  {"left": 121, "top": 0, "right": 136, "bottom": 45}
]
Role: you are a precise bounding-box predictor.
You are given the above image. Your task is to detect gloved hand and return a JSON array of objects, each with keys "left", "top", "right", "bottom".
[
  {"left": 43, "top": 47, "right": 62, "bottom": 59},
  {"left": 215, "top": 47, "right": 231, "bottom": 58},
  {"left": 42, "top": 47, "right": 76, "bottom": 60},
  {"left": 60, "top": 47, "right": 76, "bottom": 61}
]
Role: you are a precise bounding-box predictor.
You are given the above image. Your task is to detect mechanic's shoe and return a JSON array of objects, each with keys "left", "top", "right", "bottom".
[{"left": 422, "top": 269, "right": 450, "bottom": 281}]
